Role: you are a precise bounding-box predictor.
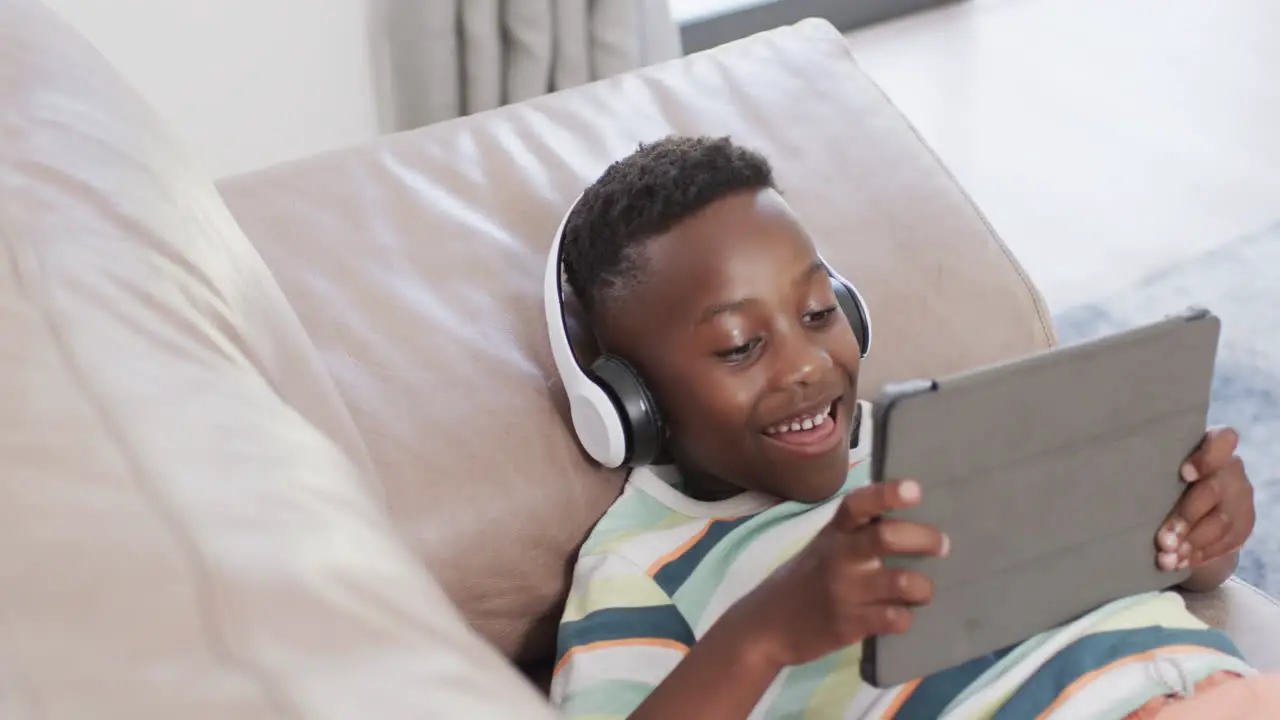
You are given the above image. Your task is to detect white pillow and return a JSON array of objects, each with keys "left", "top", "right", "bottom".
[{"left": 0, "top": 0, "right": 555, "bottom": 717}]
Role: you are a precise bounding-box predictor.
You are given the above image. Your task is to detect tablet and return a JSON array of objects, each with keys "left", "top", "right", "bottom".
[{"left": 860, "top": 307, "right": 1220, "bottom": 688}]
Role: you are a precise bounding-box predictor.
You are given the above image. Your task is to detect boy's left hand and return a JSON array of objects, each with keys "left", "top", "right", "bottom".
[{"left": 1157, "top": 427, "right": 1255, "bottom": 572}]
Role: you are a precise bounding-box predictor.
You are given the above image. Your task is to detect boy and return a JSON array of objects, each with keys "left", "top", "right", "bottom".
[{"left": 550, "top": 136, "right": 1262, "bottom": 718}]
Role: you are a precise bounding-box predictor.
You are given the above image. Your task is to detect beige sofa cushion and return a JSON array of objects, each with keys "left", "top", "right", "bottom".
[
  {"left": 0, "top": 0, "right": 553, "bottom": 716},
  {"left": 219, "top": 18, "right": 1055, "bottom": 663}
]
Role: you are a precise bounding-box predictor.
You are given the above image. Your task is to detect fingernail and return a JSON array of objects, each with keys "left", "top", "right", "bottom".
[
  {"left": 899, "top": 480, "right": 921, "bottom": 502},
  {"left": 1158, "top": 552, "right": 1178, "bottom": 570},
  {"left": 1160, "top": 531, "right": 1179, "bottom": 551},
  {"left": 1181, "top": 463, "right": 1199, "bottom": 483},
  {"left": 1171, "top": 518, "right": 1188, "bottom": 537},
  {"left": 939, "top": 533, "right": 951, "bottom": 558},
  {"left": 1178, "top": 542, "right": 1191, "bottom": 558},
  {"left": 1177, "top": 558, "right": 1190, "bottom": 570}
]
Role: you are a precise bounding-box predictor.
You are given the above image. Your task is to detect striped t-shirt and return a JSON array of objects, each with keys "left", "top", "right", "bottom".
[{"left": 551, "top": 401, "right": 1253, "bottom": 719}]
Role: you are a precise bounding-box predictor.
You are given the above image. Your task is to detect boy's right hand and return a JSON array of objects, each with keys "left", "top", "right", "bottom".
[{"left": 725, "top": 479, "right": 948, "bottom": 670}]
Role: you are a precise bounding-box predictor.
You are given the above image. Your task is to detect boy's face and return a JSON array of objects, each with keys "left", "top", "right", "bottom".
[{"left": 597, "top": 189, "right": 862, "bottom": 503}]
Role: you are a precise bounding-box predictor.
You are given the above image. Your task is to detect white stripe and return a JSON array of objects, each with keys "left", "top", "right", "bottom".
[
  {"left": 550, "top": 643, "right": 686, "bottom": 702},
  {"left": 568, "top": 552, "right": 641, "bottom": 585},
  {"left": 695, "top": 499, "right": 840, "bottom": 634}
]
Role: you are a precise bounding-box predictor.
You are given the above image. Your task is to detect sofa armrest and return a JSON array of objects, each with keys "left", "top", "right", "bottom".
[{"left": 1185, "top": 576, "right": 1280, "bottom": 672}]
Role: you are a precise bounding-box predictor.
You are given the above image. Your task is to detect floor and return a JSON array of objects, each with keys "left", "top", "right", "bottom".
[{"left": 846, "top": 0, "right": 1280, "bottom": 310}]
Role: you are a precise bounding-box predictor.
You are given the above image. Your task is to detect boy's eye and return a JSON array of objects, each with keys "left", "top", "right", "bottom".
[
  {"left": 714, "top": 339, "right": 760, "bottom": 364},
  {"left": 805, "top": 306, "right": 839, "bottom": 325}
]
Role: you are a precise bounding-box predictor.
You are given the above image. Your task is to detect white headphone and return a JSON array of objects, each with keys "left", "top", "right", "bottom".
[{"left": 544, "top": 194, "right": 872, "bottom": 469}]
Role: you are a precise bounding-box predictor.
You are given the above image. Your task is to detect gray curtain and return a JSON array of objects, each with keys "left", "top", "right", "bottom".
[{"left": 378, "top": 0, "right": 682, "bottom": 130}]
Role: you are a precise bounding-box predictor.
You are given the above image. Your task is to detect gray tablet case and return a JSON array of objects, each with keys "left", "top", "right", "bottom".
[{"left": 861, "top": 307, "right": 1220, "bottom": 688}]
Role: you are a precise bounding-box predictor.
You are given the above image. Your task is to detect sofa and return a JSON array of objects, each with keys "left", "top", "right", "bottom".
[{"left": 2, "top": 0, "right": 1277, "bottom": 716}]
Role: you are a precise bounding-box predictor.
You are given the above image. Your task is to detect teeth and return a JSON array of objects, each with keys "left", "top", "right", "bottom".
[{"left": 765, "top": 403, "right": 835, "bottom": 435}]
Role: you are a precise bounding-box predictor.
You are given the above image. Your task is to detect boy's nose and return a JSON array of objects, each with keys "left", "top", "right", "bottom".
[{"left": 777, "top": 336, "right": 829, "bottom": 388}]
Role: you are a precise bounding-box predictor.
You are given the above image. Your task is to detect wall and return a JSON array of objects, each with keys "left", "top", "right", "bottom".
[
  {"left": 42, "top": 0, "right": 385, "bottom": 178},
  {"left": 41, "top": 0, "right": 682, "bottom": 179}
]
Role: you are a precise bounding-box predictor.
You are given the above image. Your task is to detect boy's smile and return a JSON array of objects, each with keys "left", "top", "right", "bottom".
[
  {"left": 761, "top": 396, "right": 843, "bottom": 455},
  {"left": 595, "top": 188, "right": 862, "bottom": 502}
]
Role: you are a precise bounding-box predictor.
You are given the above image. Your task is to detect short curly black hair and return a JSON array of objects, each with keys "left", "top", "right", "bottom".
[{"left": 561, "top": 135, "right": 775, "bottom": 318}]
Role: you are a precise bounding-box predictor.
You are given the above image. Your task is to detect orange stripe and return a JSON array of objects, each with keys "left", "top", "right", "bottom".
[
  {"left": 552, "top": 637, "right": 690, "bottom": 678},
  {"left": 646, "top": 514, "right": 749, "bottom": 577},
  {"left": 880, "top": 678, "right": 922, "bottom": 718},
  {"left": 646, "top": 521, "right": 713, "bottom": 576},
  {"left": 645, "top": 501, "right": 788, "bottom": 578},
  {"left": 849, "top": 458, "right": 865, "bottom": 470},
  {"left": 1034, "top": 645, "right": 1226, "bottom": 719}
]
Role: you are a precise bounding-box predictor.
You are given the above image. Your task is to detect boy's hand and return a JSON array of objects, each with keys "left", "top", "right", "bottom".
[
  {"left": 726, "top": 479, "right": 948, "bottom": 669},
  {"left": 1156, "top": 427, "right": 1254, "bottom": 575}
]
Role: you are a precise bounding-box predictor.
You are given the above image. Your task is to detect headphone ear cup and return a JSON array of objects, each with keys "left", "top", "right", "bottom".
[
  {"left": 831, "top": 277, "right": 871, "bottom": 357},
  {"left": 589, "top": 355, "right": 664, "bottom": 466}
]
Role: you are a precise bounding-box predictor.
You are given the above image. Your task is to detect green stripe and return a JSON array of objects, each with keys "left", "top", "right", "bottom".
[
  {"left": 672, "top": 499, "right": 825, "bottom": 623},
  {"left": 560, "top": 679, "right": 655, "bottom": 718},
  {"left": 895, "top": 645, "right": 1015, "bottom": 719},
  {"left": 653, "top": 515, "right": 754, "bottom": 595},
  {"left": 934, "top": 626, "right": 1060, "bottom": 717},
  {"left": 843, "top": 460, "right": 871, "bottom": 491},
  {"left": 557, "top": 603, "right": 694, "bottom": 665},
  {"left": 581, "top": 491, "right": 682, "bottom": 557},
  {"left": 764, "top": 645, "right": 858, "bottom": 718},
  {"left": 991, "top": 627, "right": 1242, "bottom": 719}
]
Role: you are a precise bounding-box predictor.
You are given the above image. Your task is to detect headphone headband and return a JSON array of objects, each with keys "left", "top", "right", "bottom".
[
  {"left": 544, "top": 193, "right": 636, "bottom": 467},
  {"left": 543, "top": 193, "right": 586, "bottom": 398}
]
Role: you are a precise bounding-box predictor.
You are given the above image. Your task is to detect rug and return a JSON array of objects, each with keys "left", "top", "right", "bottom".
[{"left": 1054, "top": 222, "right": 1280, "bottom": 597}]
